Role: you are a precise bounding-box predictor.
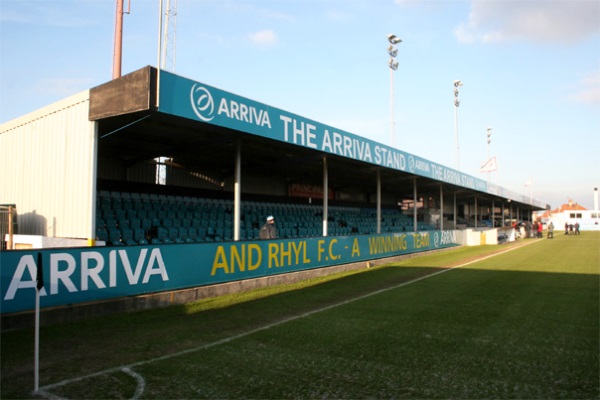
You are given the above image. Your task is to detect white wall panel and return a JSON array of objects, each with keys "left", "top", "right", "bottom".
[{"left": 0, "top": 91, "right": 96, "bottom": 240}]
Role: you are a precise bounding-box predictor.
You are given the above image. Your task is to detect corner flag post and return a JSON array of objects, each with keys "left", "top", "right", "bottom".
[{"left": 34, "top": 252, "right": 44, "bottom": 393}]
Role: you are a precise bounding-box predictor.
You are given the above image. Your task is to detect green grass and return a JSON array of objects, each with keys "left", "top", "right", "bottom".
[{"left": 2, "top": 232, "right": 598, "bottom": 399}]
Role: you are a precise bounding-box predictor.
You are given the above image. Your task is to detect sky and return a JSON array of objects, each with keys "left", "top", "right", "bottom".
[{"left": 1, "top": 0, "right": 599, "bottom": 210}]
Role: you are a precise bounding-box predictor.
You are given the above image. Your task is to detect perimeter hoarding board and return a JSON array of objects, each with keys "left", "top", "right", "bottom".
[
  {"left": 1, "top": 231, "right": 457, "bottom": 314},
  {"left": 157, "top": 70, "right": 545, "bottom": 208}
]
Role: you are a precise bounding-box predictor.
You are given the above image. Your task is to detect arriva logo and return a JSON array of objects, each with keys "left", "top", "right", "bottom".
[
  {"left": 408, "top": 156, "right": 415, "bottom": 173},
  {"left": 4, "top": 248, "right": 169, "bottom": 300},
  {"left": 189, "top": 83, "right": 272, "bottom": 129},
  {"left": 190, "top": 84, "right": 215, "bottom": 122}
]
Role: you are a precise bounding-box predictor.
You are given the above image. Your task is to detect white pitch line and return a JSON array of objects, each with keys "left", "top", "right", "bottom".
[
  {"left": 122, "top": 367, "right": 145, "bottom": 400},
  {"left": 39, "top": 240, "right": 537, "bottom": 398}
]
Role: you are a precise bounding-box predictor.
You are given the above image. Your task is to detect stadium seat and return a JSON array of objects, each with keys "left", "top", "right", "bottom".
[
  {"left": 121, "top": 228, "right": 137, "bottom": 246},
  {"left": 134, "top": 228, "right": 148, "bottom": 245},
  {"left": 96, "top": 228, "right": 108, "bottom": 243},
  {"left": 109, "top": 228, "right": 124, "bottom": 246},
  {"left": 154, "top": 227, "right": 169, "bottom": 244},
  {"left": 167, "top": 227, "right": 179, "bottom": 243}
]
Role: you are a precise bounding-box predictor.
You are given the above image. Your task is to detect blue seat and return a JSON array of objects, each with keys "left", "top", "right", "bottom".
[
  {"left": 121, "top": 228, "right": 137, "bottom": 246},
  {"left": 96, "top": 228, "right": 108, "bottom": 242},
  {"left": 134, "top": 228, "right": 148, "bottom": 245},
  {"left": 109, "top": 228, "right": 124, "bottom": 246},
  {"left": 154, "top": 227, "right": 169, "bottom": 244},
  {"left": 171, "top": 227, "right": 184, "bottom": 244}
]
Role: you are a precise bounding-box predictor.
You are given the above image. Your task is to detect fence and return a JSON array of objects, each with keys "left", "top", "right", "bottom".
[{"left": 0, "top": 205, "right": 17, "bottom": 250}]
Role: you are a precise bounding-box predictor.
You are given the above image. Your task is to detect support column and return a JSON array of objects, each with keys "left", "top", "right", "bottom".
[
  {"left": 377, "top": 170, "right": 381, "bottom": 234},
  {"left": 322, "top": 157, "right": 328, "bottom": 237},
  {"left": 413, "top": 178, "right": 418, "bottom": 232},
  {"left": 233, "top": 140, "right": 241, "bottom": 241},
  {"left": 474, "top": 196, "right": 478, "bottom": 228},
  {"left": 440, "top": 185, "right": 444, "bottom": 231},
  {"left": 453, "top": 192, "right": 457, "bottom": 229}
]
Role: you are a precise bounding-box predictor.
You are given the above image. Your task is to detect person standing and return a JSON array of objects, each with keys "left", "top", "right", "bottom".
[
  {"left": 259, "top": 215, "right": 277, "bottom": 239},
  {"left": 547, "top": 222, "right": 554, "bottom": 239},
  {"left": 537, "top": 221, "right": 543, "bottom": 238}
]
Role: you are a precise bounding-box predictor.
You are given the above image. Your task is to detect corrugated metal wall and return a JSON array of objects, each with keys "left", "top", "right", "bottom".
[{"left": 0, "top": 91, "right": 97, "bottom": 240}]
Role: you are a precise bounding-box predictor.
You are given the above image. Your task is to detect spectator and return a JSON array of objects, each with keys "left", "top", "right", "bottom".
[
  {"left": 525, "top": 222, "right": 532, "bottom": 239},
  {"left": 259, "top": 215, "right": 277, "bottom": 239},
  {"left": 537, "top": 221, "right": 543, "bottom": 238},
  {"left": 547, "top": 222, "right": 554, "bottom": 239}
]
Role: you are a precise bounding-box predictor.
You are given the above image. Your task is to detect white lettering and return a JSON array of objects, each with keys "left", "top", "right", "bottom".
[
  {"left": 51, "top": 253, "right": 78, "bottom": 295},
  {"left": 143, "top": 249, "right": 170, "bottom": 283},
  {"left": 280, "top": 115, "right": 292, "bottom": 142},
  {"left": 218, "top": 98, "right": 272, "bottom": 128},
  {"left": 81, "top": 251, "right": 105, "bottom": 291},
  {"left": 4, "top": 249, "right": 170, "bottom": 300},
  {"left": 4, "top": 255, "right": 47, "bottom": 300}
]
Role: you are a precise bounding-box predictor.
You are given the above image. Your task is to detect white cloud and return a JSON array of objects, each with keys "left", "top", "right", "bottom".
[
  {"left": 455, "top": 0, "right": 600, "bottom": 44},
  {"left": 569, "top": 70, "right": 600, "bottom": 104},
  {"left": 248, "top": 29, "right": 278, "bottom": 46}
]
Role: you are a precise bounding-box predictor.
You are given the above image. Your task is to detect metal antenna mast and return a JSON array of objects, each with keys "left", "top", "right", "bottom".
[{"left": 160, "top": 0, "right": 177, "bottom": 72}]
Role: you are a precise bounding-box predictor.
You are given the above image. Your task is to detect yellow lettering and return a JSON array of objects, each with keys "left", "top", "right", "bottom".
[
  {"left": 291, "top": 241, "right": 302, "bottom": 265},
  {"left": 248, "top": 244, "right": 261, "bottom": 271},
  {"left": 211, "top": 246, "right": 229, "bottom": 275},
  {"left": 230, "top": 244, "right": 245, "bottom": 272},
  {"left": 351, "top": 238, "right": 361, "bottom": 257},
  {"left": 317, "top": 240, "right": 325, "bottom": 261},
  {"left": 268, "top": 243, "right": 279, "bottom": 268},
  {"left": 280, "top": 242, "right": 292, "bottom": 266},
  {"left": 302, "top": 241, "right": 311, "bottom": 263},
  {"left": 328, "top": 239, "right": 339, "bottom": 260},
  {"left": 415, "top": 233, "right": 430, "bottom": 248}
]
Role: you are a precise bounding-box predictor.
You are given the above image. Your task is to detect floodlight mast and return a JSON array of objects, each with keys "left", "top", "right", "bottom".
[
  {"left": 453, "top": 80, "right": 463, "bottom": 170},
  {"left": 387, "top": 34, "right": 402, "bottom": 148},
  {"left": 112, "top": 0, "right": 131, "bottom": 79},
  {"left": 486, "top": 127, "right": 492, "bottom": 181}
]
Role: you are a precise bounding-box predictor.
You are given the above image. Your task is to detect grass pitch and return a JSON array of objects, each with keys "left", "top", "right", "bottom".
[{"left": 1, "top": 232, "right": 598, "bottom": 399}]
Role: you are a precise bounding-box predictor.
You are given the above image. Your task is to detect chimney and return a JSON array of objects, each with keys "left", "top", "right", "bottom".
[{"left": 594, "top": 187, "right": 598, "bottom": 211}]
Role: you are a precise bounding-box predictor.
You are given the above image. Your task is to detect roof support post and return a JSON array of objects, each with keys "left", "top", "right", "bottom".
[
  {"left": 322, "top": 156, "right": 328, "bottom": 237},
  {"left": 440, "top": 185, "right": 444, "bottom": 231},
  {"left": 233, "top": 139, "right": 241, "bottom": 241},
  {"left": 453, "top": 192, "right": 457, "bottom": 230},
  {"left": 474, "top": 196, "right": 478, "bottom": 229},
  {"left": 376, "top": 170, "right": 381, "bottom": 234},
  {"left": 413, "top": 178, "right": 418, "bottom": 233}
]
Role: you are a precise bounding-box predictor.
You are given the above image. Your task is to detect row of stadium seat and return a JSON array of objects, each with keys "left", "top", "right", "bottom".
[{"left": 95, "top": 190, "right": 435, "bottom": 245}]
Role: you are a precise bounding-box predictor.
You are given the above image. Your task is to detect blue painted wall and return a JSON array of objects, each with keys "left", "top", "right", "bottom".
[{"left": 1, "top": 231, "right": 458, "bottom": 314}]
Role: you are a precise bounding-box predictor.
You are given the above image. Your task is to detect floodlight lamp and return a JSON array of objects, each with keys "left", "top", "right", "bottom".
[
  {"left": 389, "top": 59, "right": 399, "bottom": 70},
  {"left": 454, "top": 80, "right": 463, "bottom": 87},
  {"left": 387, "top": 34, "right": 402, "bottom": 45},
  {"left": 388, "top": 46, "right": 398, "bottom": 57}
]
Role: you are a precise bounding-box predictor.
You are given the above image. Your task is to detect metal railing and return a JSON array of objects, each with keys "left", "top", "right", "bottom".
[{"left": 0, "top": 205, "right": 17, "bottom": 250}]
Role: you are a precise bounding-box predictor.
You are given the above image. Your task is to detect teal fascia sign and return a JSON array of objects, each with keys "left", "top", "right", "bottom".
[
  {"left": 158, "top": 71, "right": 490, "bottom": 194},
  {"left": 1, "top": 231, "right": 458, "bottom": 314}
]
